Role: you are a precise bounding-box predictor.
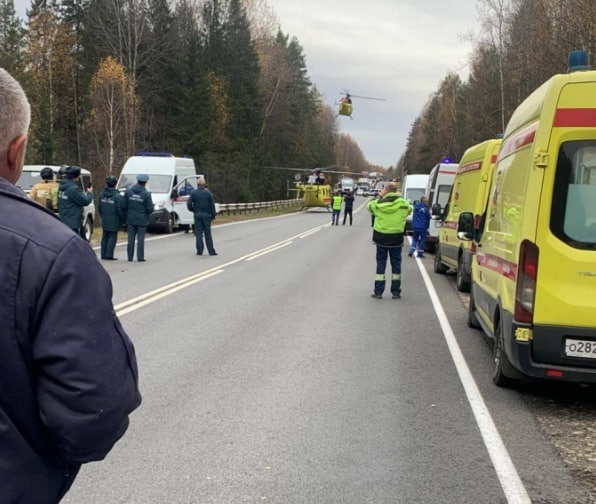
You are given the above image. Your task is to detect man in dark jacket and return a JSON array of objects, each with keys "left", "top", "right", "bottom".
[
  {"left": 342, "top": 190, "right": 355, "bottom": 225},
  {"left": 0, "top": 68, "right": 141, "bottom": 503},
  {"left": 124, "top": 173, "right": 153, "bottom": 262},
  {"left": 58, "top": 165, "right": 93, "bottom": 235},
  {"left": 99, "top": 175, "right": 124, "bottom": 260},
  {"left": 408, "top": 196, "right": 431, "bottom": 258},
  {"left": 186, "top": 178, "right": 217, "bottom": 255}
]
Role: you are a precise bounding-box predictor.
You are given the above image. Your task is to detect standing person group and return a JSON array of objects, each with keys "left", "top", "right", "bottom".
[
  {"left": 99, "top": 175, "right": 124, "bottom": 260},
  {"left": 58, "top": 165, "right": 94, "bottom": 236},
  {"left": 0, "top": 67, "right": 141, "bottom": 503},
  {"left": 367, "top": 182, "right": 412, "bottom": 299},
  {"left": 408, "top": 196, "right": 431, "bottom": 258},
  {"left": 124, "top": 173, "right": 153, "bottom": 262},
  {"left": 187, "top": 178, "right": 218, "bottom": 255}
]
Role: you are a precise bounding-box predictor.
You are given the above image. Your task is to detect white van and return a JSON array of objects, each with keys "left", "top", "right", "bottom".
[
  {"left": 425, "top": 162, "right": 458, "bottom": 252},
  {"left": 17, "top": 165, "right": 96, "bottom": 242},
  {"left": 117, "top": 153, "right": 203, "bottom": 233},
  {"left": 402, "top": 173, "right": 430, "bottom": 234}
]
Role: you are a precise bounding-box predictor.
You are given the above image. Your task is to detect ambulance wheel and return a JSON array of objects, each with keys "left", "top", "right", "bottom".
[
  {"left": 456, "top": 255, "right": 471, "bottom": 292},
  {"left": 433, "top": 245, "right": 448, "bottom": 274},
  {"left": 492, "top": 319, "right": 517, "bottom": 388}
]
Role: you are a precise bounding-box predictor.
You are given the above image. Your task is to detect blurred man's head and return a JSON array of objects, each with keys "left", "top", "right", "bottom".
[{"left": 0, "top": 69, "right": 31, "bottom": 184}]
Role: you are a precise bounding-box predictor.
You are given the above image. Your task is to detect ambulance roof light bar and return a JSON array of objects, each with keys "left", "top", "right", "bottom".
[{"left": 568, "top": 50, "right": 589, "bottom": 72}]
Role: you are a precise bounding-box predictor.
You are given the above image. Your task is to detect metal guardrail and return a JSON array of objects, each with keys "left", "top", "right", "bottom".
[{"left": 216, "top": 199, "right": 301, "bottom": 215}]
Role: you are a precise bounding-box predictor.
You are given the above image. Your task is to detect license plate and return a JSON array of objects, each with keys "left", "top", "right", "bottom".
[{"left": 565, "top": 338, "right": 596, "bottom": 359}]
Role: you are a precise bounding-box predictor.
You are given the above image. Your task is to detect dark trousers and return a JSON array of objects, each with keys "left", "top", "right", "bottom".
[
  {"left": 194, "top": 214, "right": 216, "bottom": 255},
  {"left": 343, "top": 208, "right": 353, "bottom": 225},
  {"left": 127, "top": 225, "right": 147, "bottom": 261},
  {"left": 331, "top": 209, "right": 340, "bottom": 225},
  {"left": 101, "top": 230, "right": 118, "bottom": 259},
  {"left": 374, "top": 245, "right": 402, "bottom": 296}
]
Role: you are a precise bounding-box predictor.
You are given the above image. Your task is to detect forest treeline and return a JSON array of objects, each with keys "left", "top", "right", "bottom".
[
  {"left": 0, "top": 0, "right": 375, "bottom": 202},
  {"left": 391, "top": 0, "right": 596, "bottom": 181},
  {"left": 3, "top": 0, "right": 596, "bottom": 200}
]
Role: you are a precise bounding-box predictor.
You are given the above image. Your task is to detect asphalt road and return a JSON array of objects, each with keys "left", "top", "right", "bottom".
[{"left": 63, "top": 202, "right": 595, "bottom": 504}]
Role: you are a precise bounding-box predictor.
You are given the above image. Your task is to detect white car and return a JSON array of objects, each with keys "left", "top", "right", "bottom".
[{"left": 356, "top": 188, "right": 364, "bottom": 196}]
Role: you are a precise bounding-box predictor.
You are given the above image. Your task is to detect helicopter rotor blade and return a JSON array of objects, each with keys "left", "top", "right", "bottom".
[{"left": 347, "top": 94, "right": 386, "bottom": 101}]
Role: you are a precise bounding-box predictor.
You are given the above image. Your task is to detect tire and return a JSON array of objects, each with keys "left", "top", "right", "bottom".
[
  {"left": 467, "top": 288, "right": 480, "bottom": 328},
  {"left": 83, "top": 217, "right": 93, "bottom": 242},
  {"left": 456, "top": 254, "right": 471, "bottom": 292},
  {"left": 166, "top": 215, "right": 174, "bottom": 234},
  {"left": 433, "top": 244, "right": 448, "bottom": 274},
  {"left": 492, "top": 319, "right": 517, "bottom": 388}
]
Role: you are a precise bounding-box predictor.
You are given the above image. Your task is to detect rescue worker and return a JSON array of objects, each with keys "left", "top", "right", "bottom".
[
  {"left": 187, "top": 178, "right": 218, "bottom": 256},
  {"left": 123, "top": 173, "right": 153, "bottom": 262},
  {"left": 342, "top": 190, "right": 355, "bottom": 225},
  {"left": 0, "top": 66, "right": 141, "bottom": 504},
  {"left": 29, "top": 166, "right": 59, "bottom": 212},
  {"left": 367, "top": 181, "right": 412, "bottom": 299},
  {"left": 58, "top": 165, "right": 93, "bottom": 236},
  {"left": 408, "top": 196, "right": 431, "bottom": 258},
  {"left": 99, "top": 175, "right": 124, "bottom": 260},
  {"left": 331, "top": 190, "right": 342, "bottom": 225}
]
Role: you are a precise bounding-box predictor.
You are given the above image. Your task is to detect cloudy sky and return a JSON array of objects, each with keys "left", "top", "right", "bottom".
[
  {"left": 13, "top": 0, "right": 481, "bottom": 168},
  {"left": 267, "top": 0, "right": 481, "bottom": 168}
]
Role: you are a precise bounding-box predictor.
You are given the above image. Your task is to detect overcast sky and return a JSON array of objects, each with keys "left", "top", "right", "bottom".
[
  {"left": 13, "top": 0, "right": 481, "bottom": 168},
  {"left": 267, "top": 0, "right": 481, "bottom": 168}
]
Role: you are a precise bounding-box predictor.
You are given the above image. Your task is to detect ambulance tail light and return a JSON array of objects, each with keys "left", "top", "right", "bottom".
[{"left": 514, "top": 240, "right": 539, "bottom": 324}]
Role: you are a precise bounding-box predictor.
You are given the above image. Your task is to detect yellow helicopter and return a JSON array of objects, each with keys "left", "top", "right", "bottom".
[
  {"left": 259, "top": 165, "right": 356, "bottom": 211},
  {"left": 337, "top": 91, "right": 385, "bottom": 119}
]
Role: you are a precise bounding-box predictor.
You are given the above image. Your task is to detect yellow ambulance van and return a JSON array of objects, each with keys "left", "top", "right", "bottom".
[
  {"left": 434, "top": 138, "right": 502, "bottom": 292},
  {"left": 468, "top": 51, "right": 596, "bottom": 386}
]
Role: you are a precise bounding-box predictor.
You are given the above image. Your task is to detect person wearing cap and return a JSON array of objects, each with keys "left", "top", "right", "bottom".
[
  {"left": 186, "top": 178, "right": 217, "bottom": 256},
  {"left": 123, "top": 173, "right": 153, "bottom": 262},
  {"left": 29, "top": 166, "right": 59, "bottom": 212},
  {"left": 0, "top": 67, "right": 141, "bottom": 503},
  {"left": 99, "top": 175, "right": 124, "bottom": 260},
  {"left": 58, "top": 165, "right": 94, "bottom": 236}
]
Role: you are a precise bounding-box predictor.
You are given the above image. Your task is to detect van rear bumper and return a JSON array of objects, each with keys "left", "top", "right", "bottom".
[
  {"left": 506, "top": 316, "right": 596, "bottom": 383},
  {"left": 148, "top": 209, "right": 170, "bottom": 231}
]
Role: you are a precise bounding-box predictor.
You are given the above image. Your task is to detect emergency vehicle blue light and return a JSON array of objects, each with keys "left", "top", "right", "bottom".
[
  {"left": 568, "top": 50, "right": 589, "bottom": 72},
  {"left": 136, "top": 151, "right": 174, "bottom": 157},
  {"left": 442, "top": 157, "right": 452, "bottom": 163},
  {"left": 496, "top": 133, "right": 504, "bottom": 139}
]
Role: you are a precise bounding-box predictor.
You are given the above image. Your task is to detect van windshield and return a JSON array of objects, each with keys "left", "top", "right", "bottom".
[
  {"left": 118, "top": 174, "right": 172, "bottom": 193},
  {"left": 551, "top": 141, "right": 596, "bottom": 249}
]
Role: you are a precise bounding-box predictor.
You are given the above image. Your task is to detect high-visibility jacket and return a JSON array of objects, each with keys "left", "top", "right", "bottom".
[
  {"left": 332, "top": 195, "right": 343, "bottom": 210},
  {"left": 367, "top": 192, "right": 412, "bottom": 234}
]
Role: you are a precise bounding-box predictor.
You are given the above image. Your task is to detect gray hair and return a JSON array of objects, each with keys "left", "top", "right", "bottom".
[{"left": 0, "top": 68, "right": 30, "bottom": 159}]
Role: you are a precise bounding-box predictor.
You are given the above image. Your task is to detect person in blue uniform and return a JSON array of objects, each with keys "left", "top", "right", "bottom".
[
  {"left": 123, "top": 173, "right": 153, "bottom": 262},
  {"left": 187, "top": 178, "right": 217, "bottom": 255},
  {"left": 99, "top": 175, "right": 124, "bottom": 260},
  {"left": 58, "top": 165, "right": 93, "bottom": 236}
]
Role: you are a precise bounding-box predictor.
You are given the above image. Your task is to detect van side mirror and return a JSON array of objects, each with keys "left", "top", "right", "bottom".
[
  {"left": 431, "top": 203, "right": 442, "bottom": 218},
  {"left": 171, "top": 188, "right": 178, "bottom": 199},
  {"left": 457, "top": 212, "right": 474, "bottom": 241}
]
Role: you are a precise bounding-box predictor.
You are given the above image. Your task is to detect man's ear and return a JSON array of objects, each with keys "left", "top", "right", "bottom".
[{"left": 8, "top": 134, "right": 27, "bottom": 170}]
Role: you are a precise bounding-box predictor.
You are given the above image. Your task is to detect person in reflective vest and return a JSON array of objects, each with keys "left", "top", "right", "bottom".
[
  {"left": 331, "top": 191, "right": 342, "bottom": 225},
  {"left": 367, "top": 182, "right": 412, "bottom": 299}
]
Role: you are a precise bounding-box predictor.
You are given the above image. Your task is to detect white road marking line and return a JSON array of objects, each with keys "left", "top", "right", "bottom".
[
  {"left": 245, "top": 241, "right": 293, "bottom": 261},
  {"left": 414, "top": 255, "right": 531, "bottom": 503}
]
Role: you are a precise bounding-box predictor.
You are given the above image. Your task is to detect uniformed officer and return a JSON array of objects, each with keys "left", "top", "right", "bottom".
[
  {"left": 29, "top": 166, "right": 59, "bottom": 212},
  {"left": 123, "top": 173, "right": 153, "bottom": 262},
  {"left": 58, "top": 165, "right": 93, "bottom": 236},
  {"left": 98, "top": 175, "right": 124, "bottom": 260}
]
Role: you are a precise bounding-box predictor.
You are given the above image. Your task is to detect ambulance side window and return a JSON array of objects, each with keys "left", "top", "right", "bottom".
[{"left": 551, "top": 141, "right": 596, "bottom": 248}]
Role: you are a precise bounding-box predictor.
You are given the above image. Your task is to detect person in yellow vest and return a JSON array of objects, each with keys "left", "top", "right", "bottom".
[
  {"left": 331, "top": 190, "right": 342, "bottom": 225},
  {"left": 29, "top": 166, "right": 59, "bottom": 212}
]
